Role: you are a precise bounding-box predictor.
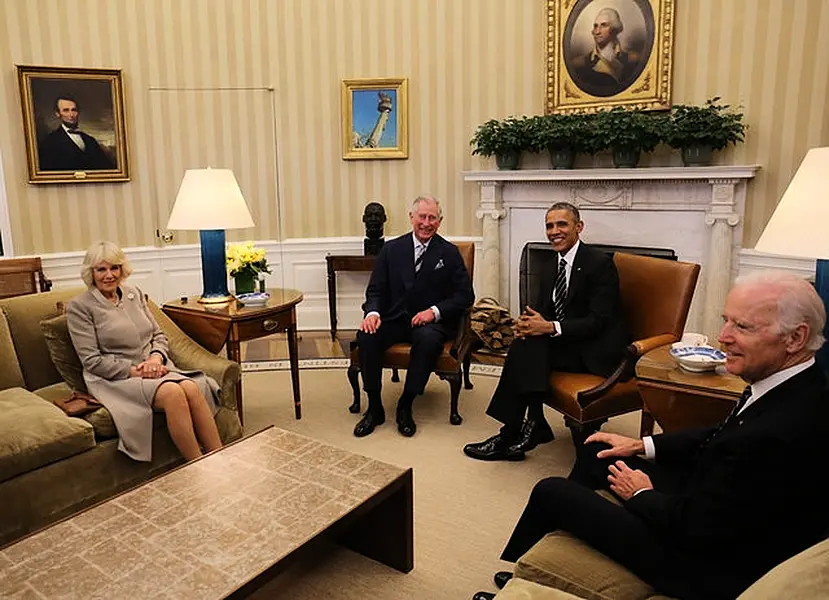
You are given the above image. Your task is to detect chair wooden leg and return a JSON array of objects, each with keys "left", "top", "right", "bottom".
[
  {"left": 564, "top": 417, "right": 605, "bottom": 450},
  {"left": 391, "top": 367, "right": 400, "bottom": 383},
  {"left": 347, "top": 365, "right": 361, "bottom": 413},
  {"left": 639, "top": 409, "right": 655, "bottom": 437},
  {"left": 440, "top": 372, "right": 463, "bottom": 425},
  {"left": 463, "top": 355, "right": 473, "bottom": 390}
]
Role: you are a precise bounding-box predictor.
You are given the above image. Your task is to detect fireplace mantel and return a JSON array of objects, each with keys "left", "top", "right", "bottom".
[{"left": 464, "top": 165, "right": 761, "bottom": 338}]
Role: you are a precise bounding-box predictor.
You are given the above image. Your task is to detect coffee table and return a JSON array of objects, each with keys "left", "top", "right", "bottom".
[
  {"left": 636, "top": 345, "right": 746, "bottom": 433},
  {"left": 0, "top": 427, "right": 413, "bottom": 599}
]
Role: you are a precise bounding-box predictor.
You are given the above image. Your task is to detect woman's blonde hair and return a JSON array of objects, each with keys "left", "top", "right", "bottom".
[{"left": 80, "top": 241, "right": 133, "bottom": 287}]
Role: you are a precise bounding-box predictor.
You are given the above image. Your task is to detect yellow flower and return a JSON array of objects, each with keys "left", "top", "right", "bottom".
[{"left": 226, "top": 241, "right": 270, "bottom": 277}]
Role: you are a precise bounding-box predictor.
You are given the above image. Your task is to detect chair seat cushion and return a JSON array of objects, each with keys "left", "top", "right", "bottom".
[
  {"left": 547, "top": 374, "right": 642, "bottom": 423},
  {"left": 739, "top": 537, "right": 829, "bottom": 600},
  {"left": 515, "top": 531, "right": 668, "bottom": 600},
  {"left": 353, "top": 342, "right": 460, "bottom": 372},
  {"left": 0, "top": 387, "right": 95, "bottom": 483}
]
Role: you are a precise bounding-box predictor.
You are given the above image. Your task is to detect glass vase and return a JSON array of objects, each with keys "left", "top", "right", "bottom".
[{"left": 234, "top": 272, "right": 256, "bottom": 295}]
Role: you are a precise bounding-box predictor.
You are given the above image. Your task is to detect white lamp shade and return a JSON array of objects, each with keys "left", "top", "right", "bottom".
[
  {"left": 755, "top": 147, "right": 829, "bottom": 260},
  {"left": 167, "top": 168, "right": 255, "bottom": 230}
]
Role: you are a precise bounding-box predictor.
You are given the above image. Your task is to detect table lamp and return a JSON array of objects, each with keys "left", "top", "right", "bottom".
[
  {"left": 754, "top": 147, "right": 829, "bottom": 369},
  {"left": 167, "top": 168, "right": 255, "bottom": 303}
]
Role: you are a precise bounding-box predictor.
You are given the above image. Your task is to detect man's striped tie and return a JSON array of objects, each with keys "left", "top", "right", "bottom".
[
  {"left": 415, "top": 244, "right": 426, "bottom": 272},
  {"left": 553, "top": 258, "right": 567, "bottom": 320}
]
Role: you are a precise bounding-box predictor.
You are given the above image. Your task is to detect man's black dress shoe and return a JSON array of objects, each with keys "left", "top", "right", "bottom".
[
  {"left": 494, "top": 571, "right": 513, "bottom": 589},
  {"left": 463, "top": 434, "right": 525, "bottom": 461},
  {"left": 396, "top": 406, "right": 416, "bottom": 437},
  {"left": 354, "top": 410, "right": 385, "bottom": 437},
  {"left": 512, "top": 419, "right": 555, "bottom": 452},
  {"left": 471, "top": 592, "right": 496, "bottom": 600}
]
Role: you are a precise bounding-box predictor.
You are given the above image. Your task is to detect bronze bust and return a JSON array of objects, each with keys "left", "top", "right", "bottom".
[{"left": 363, "top": 202, "right": 387, "bottom": 255}]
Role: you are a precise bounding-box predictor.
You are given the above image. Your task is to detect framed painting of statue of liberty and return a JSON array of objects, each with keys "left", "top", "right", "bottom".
[{"left": 341, "top": 78, "right": 408, "bottom": 160}]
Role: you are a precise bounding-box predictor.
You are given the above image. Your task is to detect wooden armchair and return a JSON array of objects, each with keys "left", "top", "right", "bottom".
[
  {"left": 0, "top": 257, "right": 52, "bottom": 299},
  {"left": 347, "top": 242, "right": 475, "bottom": 425},
  {"left": 542, "top": 251, "right": 700, "bottom": 446}
]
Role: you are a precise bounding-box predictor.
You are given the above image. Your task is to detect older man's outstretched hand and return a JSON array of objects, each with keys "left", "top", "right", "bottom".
[{"left": 585, "top": 431, "right": 645, "bottom": 458}]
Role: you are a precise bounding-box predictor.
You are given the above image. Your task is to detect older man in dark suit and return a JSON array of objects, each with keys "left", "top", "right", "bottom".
[
  {"left": 473, "top": 271, "right": 829, "bottom": 600},
  {"left": 353, "top": 195, "right": 474, "bottom": 438},
  {"left": 464, "top": 202, "right": 627, "bottom": 461},
  {"left": 38, "top": 95, "right": 115, "bottom": 171}
]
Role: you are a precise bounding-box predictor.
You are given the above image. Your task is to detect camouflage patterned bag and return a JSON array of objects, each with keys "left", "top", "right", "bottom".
[{"left": 470, "top": 297, "right": 515, "bottom": 352}]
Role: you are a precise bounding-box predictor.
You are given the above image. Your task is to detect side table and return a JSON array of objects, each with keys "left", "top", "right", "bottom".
[
  {"left": 162, "top": 288, "right": 304, "bottom": 425},
  {"left": 326, "top": 254, "right": 376, "bottom": 341},
  {"left": 635, "top": 345, "right": 745, "bottom": 434}
]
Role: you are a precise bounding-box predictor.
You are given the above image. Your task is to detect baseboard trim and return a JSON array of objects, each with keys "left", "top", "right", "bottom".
[{"left": 241, "top": 359, "right": 503, "bottom": 377}]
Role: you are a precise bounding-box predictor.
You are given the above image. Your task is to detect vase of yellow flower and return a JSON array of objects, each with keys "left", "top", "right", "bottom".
[{"left": 226, "top": 241, "right": 270, "bottom": 296}]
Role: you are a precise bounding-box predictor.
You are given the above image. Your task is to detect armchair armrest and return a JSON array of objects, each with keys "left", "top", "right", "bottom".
[
  {"left": 576, "top": 333, "right": 678, "bottom": 409},
  {"left": 149, "top": 303, "right": 240, "bottom": 412}
]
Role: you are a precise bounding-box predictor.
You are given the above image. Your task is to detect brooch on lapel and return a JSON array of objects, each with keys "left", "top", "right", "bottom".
[
  {"left": 435, "top": 259, "right": 445, "bottom": 270},
  {"left": 126, "top": 292, "right": 135, "bottom": 300}
]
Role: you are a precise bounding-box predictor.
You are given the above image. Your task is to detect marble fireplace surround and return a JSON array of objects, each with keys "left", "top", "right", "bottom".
[{"left": 464, "top": 166, "right": 760, "bottom": 339}]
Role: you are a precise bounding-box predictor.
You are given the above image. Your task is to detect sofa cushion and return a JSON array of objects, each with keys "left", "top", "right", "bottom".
[
  {"left": 0, "top": 288, "right": 84, "bottom": 391},
  {"left": 0, "top": 311, "right": 26, "bottom": 390},
  {"left": 497, "top": 578, "right": 584, "bottom": 599},
  {"left": 739, "top": 537, "right": 829, "bottom": 600},
  {"left": 515, "top": 532, "right": 666, "bottom": 600},
  {"left": 0, "top": 387, "right": 95, "bottom": 483},
  {"left": 40, "top": 313, "right": 88, "bottom": 393},
  {"left": 35, "top": 382, "right": 117, "bottom": 440}
]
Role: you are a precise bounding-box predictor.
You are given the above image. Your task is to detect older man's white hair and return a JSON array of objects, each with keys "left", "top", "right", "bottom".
[
  {"left": 410, "top": 195, "right": 443, "bottom": 219},
  {"left": 735, "top": 270, "right": 826, "bottom": 351},
  {"left": 595, "top": 7, "right": 624, "bottom": 34}
]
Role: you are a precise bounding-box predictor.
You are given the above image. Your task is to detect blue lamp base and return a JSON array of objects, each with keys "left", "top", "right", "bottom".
[
  {"left": 198, "top": 229, "right": 232, "bottom": 303},
  {"left": 816, "top": 259, "right": 829, "bottom": 375}
]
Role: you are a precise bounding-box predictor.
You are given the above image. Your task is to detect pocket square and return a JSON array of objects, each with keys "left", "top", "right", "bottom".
[{"left": 434, "top": 259, "right": 445, "bottom": 270}]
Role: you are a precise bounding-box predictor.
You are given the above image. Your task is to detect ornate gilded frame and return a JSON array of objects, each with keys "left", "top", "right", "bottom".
[
  {"left": 546, "top": 0, "right": 674, "bottom": 113},
  {"left": 341, "top": 78, "right": 408, "bottom": 160},
  {"left": 17, "top": 65, "right": 129, "bottom": 183}
]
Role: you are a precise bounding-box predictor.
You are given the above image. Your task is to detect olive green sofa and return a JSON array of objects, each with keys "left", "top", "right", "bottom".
[
  {"left": 495, "top": 531, "right": 829, "bottom": 600},
  {"left": 0, "top": 288, "right": 243, "bottom": 547}
]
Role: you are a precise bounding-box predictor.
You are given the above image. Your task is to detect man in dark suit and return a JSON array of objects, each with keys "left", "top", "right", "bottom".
[
  {"left": 464, "top": 202, "right": 627, "bottom": 461},
  {"left": 353, "top": 195, "right": 474, "bottom": 438},
  {"left": 473, "top": 271, "right": 829, "bottom": 600},
  {"left": 38, "top": 95, "right": 115, "bottom": 171}
]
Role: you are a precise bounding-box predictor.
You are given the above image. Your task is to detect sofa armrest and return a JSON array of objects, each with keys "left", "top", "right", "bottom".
[{"left": 149, "top": 303, "right": 240, "bottom": 412}]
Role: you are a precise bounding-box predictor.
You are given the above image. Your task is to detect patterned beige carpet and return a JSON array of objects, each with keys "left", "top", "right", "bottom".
[{"left": 239, "top": 368, "right": 641, "bottom": 599}]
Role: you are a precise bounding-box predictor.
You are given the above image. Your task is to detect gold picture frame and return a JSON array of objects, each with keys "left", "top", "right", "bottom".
[
  {"left": 341, "top": 78, "right": 408, "bottom": 160},
  {"left": 17, "top": 65, "right": 129, "bottom": 184},
  {"left": 546, "top": 0, "right": 674, "bottom": 113}
]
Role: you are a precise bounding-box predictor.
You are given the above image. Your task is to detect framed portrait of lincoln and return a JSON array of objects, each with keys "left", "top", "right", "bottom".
[
  {"left": 17, "top": 65, "right": 129, "bottom": 184},
  {"left": 546, "top": 0, "right": 675, "bottom": 113}
]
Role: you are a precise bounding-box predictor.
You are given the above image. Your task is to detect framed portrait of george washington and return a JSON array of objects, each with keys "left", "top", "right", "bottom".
[
  {"left": 17, "top": 65, "right": 130, "bottom": 184},
  {"left": 546, "top": 0, "right": 674, "bottom": 113},
  {"left": 341, "top": 78, "right": 408, "bottom": 160}
]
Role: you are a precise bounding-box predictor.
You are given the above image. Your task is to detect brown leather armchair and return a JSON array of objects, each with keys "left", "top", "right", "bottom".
[
  {"left": 0, "top": 257, "right": 52, "bottom": 299},
  {"left": 347, "top": 242, "right": 475, "bottom": 425},
  {"left": 545, "top": 252, "right": 700, "bottom": 446}
]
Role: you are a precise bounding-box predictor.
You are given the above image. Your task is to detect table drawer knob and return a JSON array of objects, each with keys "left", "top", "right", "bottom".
[{"left": 263, "top": 319, "right": 279, "bottom": 332}]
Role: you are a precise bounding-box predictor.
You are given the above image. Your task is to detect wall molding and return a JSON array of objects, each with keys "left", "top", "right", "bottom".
[{"left": 40, "top": 236, "right": 483, "bottom": 332}]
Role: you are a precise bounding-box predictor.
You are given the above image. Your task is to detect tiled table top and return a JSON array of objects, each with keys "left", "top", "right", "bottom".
[{"left": 0, "top": 427, "right": 408, "bottom": 600}]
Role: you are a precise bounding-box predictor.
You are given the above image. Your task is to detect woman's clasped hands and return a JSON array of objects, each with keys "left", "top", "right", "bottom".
[{"left": 130, "top": 356, "right": 168, "bottom": 379}]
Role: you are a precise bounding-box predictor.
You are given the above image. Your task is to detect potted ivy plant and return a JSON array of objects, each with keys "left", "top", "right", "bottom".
[
  {"left": 592, "top": 108, "right": 665, "bottom": 167},
  {"left": 665, "top": 97, "right": 746, "bottom": 166},
  {"left": 470, "top": 116, "right": 530, "bottom": 170},
  {"left": 529, "top": 113, "right": 595, "bottom": 169}
]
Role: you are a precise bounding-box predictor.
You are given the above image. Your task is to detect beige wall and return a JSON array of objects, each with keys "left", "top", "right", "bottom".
[{"left": 0, "top": 0, "right": 827, "bottom": 255}]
